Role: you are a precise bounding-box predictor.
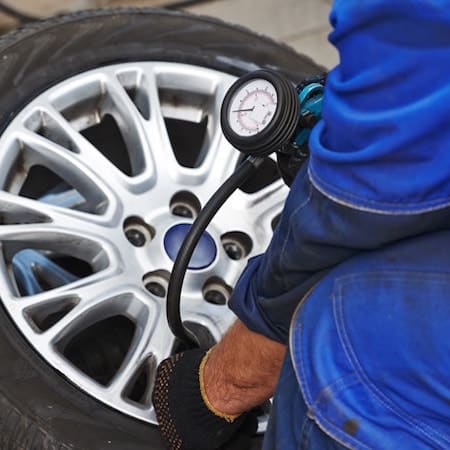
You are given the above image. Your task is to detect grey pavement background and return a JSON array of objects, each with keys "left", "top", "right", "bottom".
[
  {"left": 186, "top": 0, "right": 338, "bottom": 68},
  {"left": 0, "top": 0, "right": 338, "bottom": 68}
]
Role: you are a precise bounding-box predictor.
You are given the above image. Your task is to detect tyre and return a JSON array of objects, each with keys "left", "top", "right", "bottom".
[{"left": 0, "top": 8, "right": 322, "bottom": 449}]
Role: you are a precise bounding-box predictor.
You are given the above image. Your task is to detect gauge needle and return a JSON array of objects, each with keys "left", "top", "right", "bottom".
[{"left": 232, "top": 106, "right": 255, "bottom": 113}]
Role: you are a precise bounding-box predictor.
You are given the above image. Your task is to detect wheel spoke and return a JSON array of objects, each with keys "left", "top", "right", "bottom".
[
  {"left": 225, "top": 176, "right": 288, "bottom": 233},
  {"left": 37, "top": 272, "right": 129, "bottom": 345},
  {"left": 32, "top": 102, "right": 142, "bottom": 196},
  {"left": 0, "top": 222, "right": 104, "bottom": 249},
  {"left": 242, "top": 177, "right": 288, "bottom": 217},
  {"left": 198, "top": 125, "right": 241, "bottom": 191},
  {"left": 211, "top": 174, "right": 287, "bottom": 253},
  {"left": 0, "top": 189, "right": 51, "bottom": 224},
  {"left": 183, "top": 302, "right": 237, "bottom": 342},
  {"left": 0, "top": 223, "right": 112, "bottom": 271},
  {"left": 141, "top": 68, "right": 182, "bottom": 181},
  {"left": 0, "top": 189, "right": 118, "bottom": 229},
  {"left": 15, "top": 128, "right": 114, "bottom": 213},
  {"left": 0, "top": 223, "right": 82, "bottom": 241},
  {"left": 144, "top": 310, "right": 176, "bottom": 362},
  {"left": 106, "top": 293, "right": 175, "bottom": 399},
  {"left": 101, "top": 71, "right": 157, "bottom": 192},
  {"left": 199, "top": 78, "right": 241, "bottom": 189}
]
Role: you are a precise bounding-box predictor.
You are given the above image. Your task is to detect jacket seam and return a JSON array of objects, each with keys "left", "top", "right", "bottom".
[{"left": 308, "top": 166, "right": 450, "bottom": 214}]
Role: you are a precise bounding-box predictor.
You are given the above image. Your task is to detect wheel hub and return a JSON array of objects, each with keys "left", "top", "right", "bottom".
[{"left": 164, "top": 223, "right": 217, "bottom": 269}]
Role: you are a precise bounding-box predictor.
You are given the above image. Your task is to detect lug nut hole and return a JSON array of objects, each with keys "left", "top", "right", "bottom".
[
  {"left": 221, "top": 232, "right": 253, "bottom": 261},
  {"left": 146, "top": 282, "right": 166, "bottom": 298},
  {"left": 123, "top": 217, "right": 155, "bottom": 247},
  {"left": 143, "top": 270, "right": 170, "bottom": 298},
  {"left": 125, "top": 228, "right": 146, "bottom": 247},
  {"left": 203, "top": 277, "right": 232, "bottom": 305},
  {"left": 223, "top": 241, "right": 244, "bottom": 260},
  {"left": 170, "top": 191, "right": 201, "bottom": 219},
  {"left": 204, "top": 289, "right": 226, "bottom": 305},
  {"left": 172, "top": 204, "right": 194, "bottom": 218}
]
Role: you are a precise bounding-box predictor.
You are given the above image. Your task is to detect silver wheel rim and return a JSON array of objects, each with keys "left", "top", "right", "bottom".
[{"left": 0, "top": 62, "right": 288, "bottom": 428}]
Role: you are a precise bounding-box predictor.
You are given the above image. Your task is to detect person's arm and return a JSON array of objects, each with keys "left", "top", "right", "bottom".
[{"left": 203, "top": 320, "right": 286, "bottom": 416}]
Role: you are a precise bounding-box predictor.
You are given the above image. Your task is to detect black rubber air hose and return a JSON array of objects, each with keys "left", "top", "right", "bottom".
[{"left": 166, "top": 155, "right": 265, "bottom": 349}]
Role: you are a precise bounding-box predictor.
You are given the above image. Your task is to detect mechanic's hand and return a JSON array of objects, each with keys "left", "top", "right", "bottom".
[{"left": 152, "top": 348, "right": 257, "bottom": 450}]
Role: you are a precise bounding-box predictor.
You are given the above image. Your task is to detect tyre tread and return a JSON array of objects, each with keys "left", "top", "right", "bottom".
[
  {"left": 0, "top": 7, "right": 320, "bottom": 70},
  {"left": 0, "top": 391, "right": 74, "bottom": 450}
]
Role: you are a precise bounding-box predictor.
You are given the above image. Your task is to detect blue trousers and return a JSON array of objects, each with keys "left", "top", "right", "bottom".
[{"left": 263, "top": 230, "right": 450, "bottom": 449}]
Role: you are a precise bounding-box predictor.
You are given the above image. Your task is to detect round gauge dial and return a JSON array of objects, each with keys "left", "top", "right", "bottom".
[
  {"left": 221, "top": 69, "right": 300, "bottom": 157},
  {"left": 227, "top": 79, "right": 278, "bottom": 137}
]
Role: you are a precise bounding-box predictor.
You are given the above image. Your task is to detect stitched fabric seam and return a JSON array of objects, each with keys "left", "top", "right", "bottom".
[
  {"left": 312, "top": 375, "right": 361, "bottom": 408},
  {"left": 308, "top": 165, "right": 450, "bottom": 214}
]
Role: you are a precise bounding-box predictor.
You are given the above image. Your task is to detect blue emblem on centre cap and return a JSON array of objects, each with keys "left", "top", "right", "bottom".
[{"left": 164, "top": 224, "right": 217, "bottom": 270}]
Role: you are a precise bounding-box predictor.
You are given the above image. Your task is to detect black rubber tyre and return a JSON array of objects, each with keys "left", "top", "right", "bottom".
[{"left": 0, "top": 8, "right": 322, "bottom": 450}]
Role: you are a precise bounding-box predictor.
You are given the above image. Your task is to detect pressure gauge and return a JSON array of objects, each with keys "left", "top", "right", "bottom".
[{"left": 221, "top": 70, "right": 300, "bottom": 157}]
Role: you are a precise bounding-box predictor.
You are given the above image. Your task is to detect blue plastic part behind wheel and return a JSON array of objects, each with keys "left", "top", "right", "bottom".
[{"left": 12, "top": 189, "right": 84, "bottom": 295}]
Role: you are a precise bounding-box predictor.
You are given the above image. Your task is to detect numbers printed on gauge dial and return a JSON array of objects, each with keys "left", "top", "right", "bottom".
[{"left": 228, "top": 78, "right": 278, "bottom": 137}]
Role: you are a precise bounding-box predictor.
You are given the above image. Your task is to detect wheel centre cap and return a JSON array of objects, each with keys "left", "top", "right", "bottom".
[{"left": 164, "top": 223, "right": 217, "bottom": 270}]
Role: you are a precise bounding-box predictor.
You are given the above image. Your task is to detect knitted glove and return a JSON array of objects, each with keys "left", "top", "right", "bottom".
[{"left": 152, "top": 349, "right": 257, "bottom": 450}]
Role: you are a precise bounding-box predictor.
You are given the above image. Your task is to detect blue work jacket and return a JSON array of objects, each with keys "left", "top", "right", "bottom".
[{"left": 229, "top": 0, "right": 450, "bottom": 343}]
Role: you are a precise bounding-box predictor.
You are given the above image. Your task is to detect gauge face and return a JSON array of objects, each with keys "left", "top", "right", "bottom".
[{"left": 227, "top": 78, "right": 278, "bottom": 137}]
